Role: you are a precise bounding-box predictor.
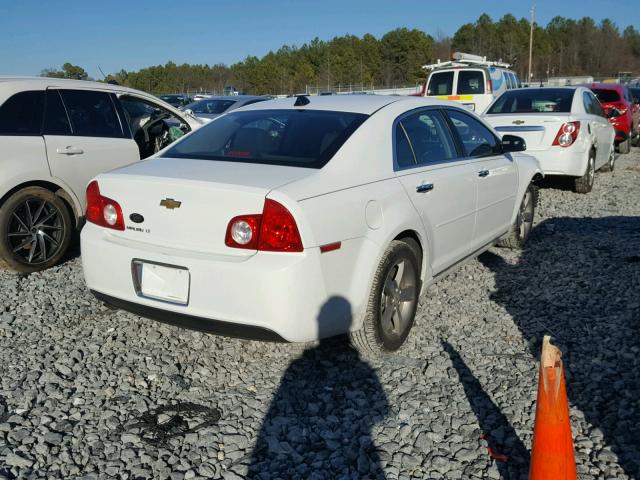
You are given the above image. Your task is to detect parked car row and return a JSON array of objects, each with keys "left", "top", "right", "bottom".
[
  {"left": 0, "top": 78, "right": 541, "bottom": 354},
  {"left": 0, "top": 71, "right": 632, "bottom": 354}
]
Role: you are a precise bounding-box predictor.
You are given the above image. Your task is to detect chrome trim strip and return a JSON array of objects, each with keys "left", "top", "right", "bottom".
[{"left": 495, "top": 126, "right": 545, "bottom": 132}]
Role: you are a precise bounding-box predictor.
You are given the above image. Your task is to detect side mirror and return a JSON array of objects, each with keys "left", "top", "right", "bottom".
[
  {"left": 184, "top": 108, "right": 194, "bottom": 116},
  {"left": 502, "top": 134, "right": 526, "bottom": 153},
  {"left": 607, "top": 108, "right": 621, "bottom": 118}
]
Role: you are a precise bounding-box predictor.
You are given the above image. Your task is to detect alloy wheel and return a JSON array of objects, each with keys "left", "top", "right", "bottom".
[
  {"left": 518, "top": 190, "right": 534, "bottom": 239},
  {"left": 379, "top": 259, "right": 417, "bottom": 339},
  {"left": 6, "top": 198, "right": 65, "bottom": 265}
]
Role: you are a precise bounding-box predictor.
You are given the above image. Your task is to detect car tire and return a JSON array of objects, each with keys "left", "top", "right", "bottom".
[
  {"left": 497, "top": 183, "right": 538, "bottom": 250},
  {"left": 573, "top": 150, "right": 596, "bottom": 194},
  {"left": 0, "top": 187, "right": 73, "bottom": 273},
  {"left": 350, "top": 239, "right": 421, "bottom": 355},
  {"left": 600, "top": 144, "right": 616, "bottom": 172},
  {"left": 618, "top": 138, "right": 631, "bottom": 154}
]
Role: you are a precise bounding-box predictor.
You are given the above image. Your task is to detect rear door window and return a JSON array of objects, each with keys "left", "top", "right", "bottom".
[
  {"left": 0, "top": 91, "right": 45, "bottom": 135},
  {"left": 457, "top": 71, "right": 485, "bottom": 95},
  {"left": 59, "top": 89, "right": 125, "bottom": 138},
  {"left": 163, "top": 109, "right": 367, "bottom": 168},
  {"left": 396, "top": 110, "right": 457, "bottom": 166},
  {"left": 445, "top": 109, "right": 501, "bottom": 157},
  {"left": 427, "top": 71, "right": 454, "bottom": 96},
  {"left": 44, "top": 90, "right": 72, "bottom": 135}
]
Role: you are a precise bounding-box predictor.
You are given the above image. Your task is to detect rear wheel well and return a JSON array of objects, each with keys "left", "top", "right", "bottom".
[
  {"left": 0, "top": 181, "right": 79, "bottom": 228},
  {"left": 394, "top": 230, "right": 424, "bottom": 276}
]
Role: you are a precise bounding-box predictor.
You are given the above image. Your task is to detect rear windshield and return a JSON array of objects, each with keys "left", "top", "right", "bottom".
[
  {"left": 427, "top": 71, "right": 454, "bottom": 96},
  {"left": 591, "top": 89, "right": 620, "bottom": 103},
  {"left": 162, "top": 109, "right": 368, "bottom": 168},
  {"left": 487, "top": 89, "right": 575, "bottom": 114},
  {"left": 457, "top": 70, "right": 485, "bottom": 94}
]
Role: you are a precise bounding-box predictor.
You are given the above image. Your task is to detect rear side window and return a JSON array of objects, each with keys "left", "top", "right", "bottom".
[
  {"left": 513, "top": 75, "right": 522, "bottom": 88},
  {"left": 506, "top": 73, "right": 516, "bottom": 90},
  {"left": 395, "top": 123, "right": 415, "bottom": 168},
  {"left": 446, "top": 109, "right": 501, "bottom": 157},
  {"left": 591, "top": 89, "right": 620, "bottom": 103},
  {"left": 457, "top": 71, "right": 485, "bottom": 95},
  {"left": 44, "top": 90, "right": 72, "bottom": 135},
  {"left": 396, "top": 110, "right": 457, "bottom": 167},
  {"left": 588, "top": 93, "right": 605, "bottom": 117},
  {"left": 0, "top": 91, "right": 45, "bottom": 135},
  {"left": 487, "top": 89, "right": 575, "bottom": 114},
  {"left": 163, "top": 109, "right": 368, "bottom": 169},
  {"left": 59, "top": 90, "right": 124, "bottom": 138},
  {"left": 427, "top": 71, "right": 454, "bottom": 96}
]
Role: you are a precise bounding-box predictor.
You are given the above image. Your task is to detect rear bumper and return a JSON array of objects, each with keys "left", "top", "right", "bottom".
[
  {"left": 526, "top": 146, "right": 588, "bottom": 177},
  {"left": 81, "top": 223, "right": 355, "bottom": 343},
  {"left": 92, "top": 290, "right": 287, "bottom": 342}
]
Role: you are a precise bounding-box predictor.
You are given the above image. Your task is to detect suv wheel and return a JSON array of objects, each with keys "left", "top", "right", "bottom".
[
  {"left": 0, "top": 187, "right": 72, "bottom": 273},
  {"left": 618, "top": 138, "right": 631, "bottom": 154},
  {"left": 350, "top": 239, "right": 421, "bottom": 355}
]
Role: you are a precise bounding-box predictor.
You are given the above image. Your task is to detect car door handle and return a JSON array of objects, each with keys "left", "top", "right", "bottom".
[
  {"left": 416, "top": 183, "right": 434, "bottom": 193},
  {"left": 56, "top": 146, "right": 84, "bottom": 155},
  {"left": 478, "top": 169, "right": 490, "bottom": 178}
]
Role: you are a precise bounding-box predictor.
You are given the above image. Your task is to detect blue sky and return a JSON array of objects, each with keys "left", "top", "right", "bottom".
[{"left": 1, "top": 0, "right": 637, "bottom": 79}]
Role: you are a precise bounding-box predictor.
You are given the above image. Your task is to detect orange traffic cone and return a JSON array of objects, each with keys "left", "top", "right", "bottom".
[{"left": 529, "top": 336, "right": 577, "bottom": 479}]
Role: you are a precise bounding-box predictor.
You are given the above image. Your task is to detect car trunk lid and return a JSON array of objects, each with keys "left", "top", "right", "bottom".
[
  {"left": 95, "top": 157, "right": 313, "bottom": 256},
  {"left": 485, "top": 114, "right": 573, "bottom": 151}
]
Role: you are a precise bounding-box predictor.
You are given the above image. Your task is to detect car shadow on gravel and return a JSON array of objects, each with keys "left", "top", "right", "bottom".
[
  {"left": 247, "top": 296, "right": 389, "bottom": 479},
  {"left": 441, "top": 340, "right": 530, "bottom": 479},
  {"left": 482, "top": 216, "right": 640, "bottom": 478}
]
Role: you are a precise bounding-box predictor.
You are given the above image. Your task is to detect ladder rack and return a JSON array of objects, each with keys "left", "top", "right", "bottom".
[{"left": 422, "top": 52, "right": 511, "bottom": 71}]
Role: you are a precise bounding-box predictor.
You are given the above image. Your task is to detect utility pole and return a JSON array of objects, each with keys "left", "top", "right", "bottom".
[{"left": 528, "top": 2, "right": 535, "bottom": 85}]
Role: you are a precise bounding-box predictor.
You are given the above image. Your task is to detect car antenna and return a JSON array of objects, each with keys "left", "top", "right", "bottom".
[{"left": 294, "top": 95, "right": 310, "bottom": 107}]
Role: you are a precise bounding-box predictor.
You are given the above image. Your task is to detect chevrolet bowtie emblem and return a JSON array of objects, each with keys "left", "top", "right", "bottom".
[
  {"left": 512, "top": 120, "right": 525, "bottom": 125},
  {"left": 160, "top": 198, "right": 182, "bottom": 210}
]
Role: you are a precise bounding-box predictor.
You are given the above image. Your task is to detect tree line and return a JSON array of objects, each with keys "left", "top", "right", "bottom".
[{"left": 42, "top": 14, "right": 640, "bottom": 95}]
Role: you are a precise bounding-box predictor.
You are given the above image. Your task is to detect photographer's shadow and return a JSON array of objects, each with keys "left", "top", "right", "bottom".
[
  {"left": 247, "top": 296, "right": 389, "bottom": 479},
  {"left": 482, "top": 215, "right": 640, "bottom": 478}
]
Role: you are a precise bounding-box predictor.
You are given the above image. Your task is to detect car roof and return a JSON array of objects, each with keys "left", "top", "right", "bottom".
[
  {"left": 193, "top": 95, "right": 267, "bottom": 101},
  {"left": 235, "top": 94, "right": 430, "bottom": 115},
  {"left": 0, "top": 76, "right": 143, "bottom": 95}
]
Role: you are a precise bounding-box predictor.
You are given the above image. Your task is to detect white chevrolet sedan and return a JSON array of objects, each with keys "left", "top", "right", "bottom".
[
  {"left": 81, "top": 95, "right": 541, "bottom": 354},
  {"left": 483, "top": 86, "right": 616, "bottom": 193}
]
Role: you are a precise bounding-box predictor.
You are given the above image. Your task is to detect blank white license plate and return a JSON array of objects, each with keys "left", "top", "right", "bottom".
[{"left": 134, "top": 261, "right": 190, "bottom": 305}]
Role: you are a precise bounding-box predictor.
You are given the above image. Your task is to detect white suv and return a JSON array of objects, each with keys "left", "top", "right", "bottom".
[
  {"left": 0, "top": 77, "right": 203, "bottom": 272},
  {"left": 421, "top": 52, "right": 522, "bottom": 114}
]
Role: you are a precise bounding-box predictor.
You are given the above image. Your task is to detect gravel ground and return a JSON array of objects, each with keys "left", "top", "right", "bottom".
[{"left": 1, "top": 150, "right": 639, "bottom": 480}]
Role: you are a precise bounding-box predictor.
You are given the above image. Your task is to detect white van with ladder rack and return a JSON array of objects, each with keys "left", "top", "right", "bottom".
[{"left": 419, "top": 52, "right": 522, "bottom": 114}]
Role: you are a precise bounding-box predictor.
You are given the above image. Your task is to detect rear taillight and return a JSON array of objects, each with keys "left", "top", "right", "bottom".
[
  {"left": 552, "top": 121, "right": 581, "bottom": 148},
  {"left": 86, "top": 181, "right": 125, "bottom": 231},
  {"left": 225, "top": 199, "right": 303, "bottom": 252},
  {"left": 486, "top": 77, "right": 493, "bottom": 94}
]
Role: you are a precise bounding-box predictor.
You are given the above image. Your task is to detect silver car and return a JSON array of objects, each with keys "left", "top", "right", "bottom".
[{"left": 183, "top": 95, "right": 270, "bottom": 121}]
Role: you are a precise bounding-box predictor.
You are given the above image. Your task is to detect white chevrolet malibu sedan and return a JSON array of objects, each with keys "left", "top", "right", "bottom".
[
  {"left": 81, "top": 95, "right": 541, "bottom": 354},
  {"left": 483, "top": 86, "right": 616, "bottom": 193}
]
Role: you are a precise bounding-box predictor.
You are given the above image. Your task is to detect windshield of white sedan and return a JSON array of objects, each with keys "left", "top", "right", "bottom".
[
  {"left": 487, "top": 89, "right": 574, "bottom": 114},
  {"left": 163, "top": 109, "right": 368, "bottom": 168}
]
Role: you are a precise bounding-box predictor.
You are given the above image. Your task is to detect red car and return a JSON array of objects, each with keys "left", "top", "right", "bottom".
[{"left": 583, "top": 83, "right": 640, "bottom": 153}]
